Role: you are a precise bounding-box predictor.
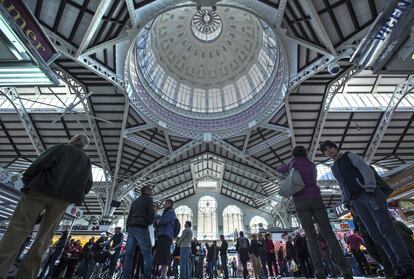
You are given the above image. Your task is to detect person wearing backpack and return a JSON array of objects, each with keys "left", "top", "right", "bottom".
[
  {"left": 236, "top": 231, "right": 250, "bottom": 279},
  {"left": 155, "top": 199, "right": 177, "bottom": 279}
]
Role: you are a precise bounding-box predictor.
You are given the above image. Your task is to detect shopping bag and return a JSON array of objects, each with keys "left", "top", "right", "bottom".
[{"left": 279, "top": 168, "right": 305, "bottom": 198}]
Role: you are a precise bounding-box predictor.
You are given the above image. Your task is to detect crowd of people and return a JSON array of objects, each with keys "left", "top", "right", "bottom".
[
  {"left": 0, "top": 134, "right": 414, "bottom": 279},
  {"left": 36, "top": 227, "right": 123, "bottom": 279}
]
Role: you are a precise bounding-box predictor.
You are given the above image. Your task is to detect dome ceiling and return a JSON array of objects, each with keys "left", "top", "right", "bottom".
[
  {"left": 127, "top": 4, "right": 288, "bottom": 138},
  {"left": 151, "top": 6, "right": 262, "bottom": 89}
]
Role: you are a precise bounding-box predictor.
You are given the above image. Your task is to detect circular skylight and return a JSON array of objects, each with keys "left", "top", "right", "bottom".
[
  {"left": 191, "top": 9, "right": 223, "bottom": 42},
  {"left": 126, "top": 5, "right": 288, "bottom": 139}
]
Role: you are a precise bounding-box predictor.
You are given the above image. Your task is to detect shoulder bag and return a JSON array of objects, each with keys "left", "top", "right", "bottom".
[{"left": 279, "top": 165, "right": 305, "bottom": 198}]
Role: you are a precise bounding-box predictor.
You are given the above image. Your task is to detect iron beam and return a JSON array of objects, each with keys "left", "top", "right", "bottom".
[
  {"left": 124, "top": 133, "right": 170, "bottom": 156},
  {"left": 365, "top": 75, "right": 414, "bottom": 163},
  {"left": 308, "top": 65, "right": 363, "bottom": 160},
  {"left": 76, "top": 0, "right": 112, "bottom": 58},
  {"left": 0, "top": 88, "right": 46, "bottom": 155},
  {"left": 53, "top": 67, "right": 114, "bottom": 182},
  {"left": 245, "top": 133, "right": 291, "bottom": 156}
]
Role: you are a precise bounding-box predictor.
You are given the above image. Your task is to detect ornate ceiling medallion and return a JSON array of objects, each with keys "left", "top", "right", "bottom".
[{"left": 191, "top": 9, "right": 223, "bottom": 42}]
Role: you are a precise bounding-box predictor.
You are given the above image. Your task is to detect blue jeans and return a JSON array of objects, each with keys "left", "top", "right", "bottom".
[
  {"left": 208, "top": 260, "right": 216, "bottom": 278},
  {"left": 259, "top": 251, "right": 267, "bottom": 277},
  {"left": 123, "top": 227, "right": 153, "bottom": 279},
  {"left": 351, "top": 190, "right": 414, "bottom": 272},
  {"left": 221, "top": 255, "right": 229, "bottom": 279},
  {"left": 180, "top": 247, "right": 191, "bottom": 279}
]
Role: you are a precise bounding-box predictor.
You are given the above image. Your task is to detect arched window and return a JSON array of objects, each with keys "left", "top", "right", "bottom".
[
  {"left": 292, "top": 215, "right": 300, "bottom": 228},
  {"left": 175, "top": 205, "right": 193, "bottom": 233},
  {"left": 250, "top": 216, "right": 268, "bottom": 233},
  {"left": 223, "top": 205, "right": 243, "bottom": 237},
  {"left": 197, "top": 195, "right": 218, "bottom": 240}
]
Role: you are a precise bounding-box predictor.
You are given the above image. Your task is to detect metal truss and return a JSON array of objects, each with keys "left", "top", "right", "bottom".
[
  {"left": 125, "top": 0, "right": 138, "bottom": 28},
  {"left": 308, "top": 65, "right": 362, "bottom": 160},
  {"left": 242, "top": 130, "right": 251, "bottom": 153},
  {"left": 0, "top": 88, "right": 46, "bottom": 155},
  {"left": 275, "top": 0, "right": 287, "bottom": 27},
  {"left": 45, "top": 30, "right": 125, "bottom": 90},
  {"left": 142, "top": 152, "right": 273, "bottom": 186},
  {"left": 116, "top": 138, "right": 202, "bottom": 199},
  {"left": 124, "top": 133, "right": 170, "bottom": 156},
  {"left": 298, "top": 0, "right": 336, "bottom": 55},
  {"left": 78, "top": 55, "right": 125, "bottom": 89},
  {"left": 124, "top": 123, "right": 156, "bottom": 135},
  {"left": 288, "top": 46, "right": 356, "bottom": 91},
  {"left": 284, "top": 100, "right": 296, "bottom": 146},
  {"left": 164, "top": 130, "right": 173, "bottom": 153},
  {"left": 365, "top": 75, "right": 414, "bottom": 163},
  {"left": 53, "top": 67, "right": 113, "bottom": 183},
  {"left": 287, "top": 35, "right": 331, "bottom": 56},
  {"left": 259, "top": 123, "right": 291, "bottom": 134},
  {"left": 222, "top": 181, "right": 268, "bottom": 200},
  {"left": 245, "top": 132, "right": 291, "bottom": 156},
  {"left": 96, "top": 194, "right": 105, "bottom": 215},
  {"left": 223, "top": 162, "right": 273, "bottom": 183},
  {"left": 215, "top": 140, "right": 279, "bottom": 181},
  {"left": 153, "top": 181, "right": 194, "bottom": 199},
  {"left": 103, "top": 100, "right": 130, "bottom": 216},
  {"left": 154, "top": 181, "right": 194, "bottom": 200},
  {"left": 82, "top": 29, "right": 136, "bottom": 56},
  {"left": 270, "top": 198, "right": 292, "bottom": 228},
  {"left": 76, "top": 0, "right": 112, "bottom": 57}
]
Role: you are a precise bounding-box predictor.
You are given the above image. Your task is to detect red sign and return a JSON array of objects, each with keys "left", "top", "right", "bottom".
[
  {"left": 0, "top": 0, "right": 59, "bottom": 64},
  {"left": 340, "top": 223, "right": 350, "bottom": 230}
]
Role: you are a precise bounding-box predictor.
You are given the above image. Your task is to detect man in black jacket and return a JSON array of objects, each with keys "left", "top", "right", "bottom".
[
  {"left": 123, "top": 185, "right": 155, "bottom": 279},
  {"left": 219, "top": 235, "right": 229, "bottom": 279},
  {"left": 321, "top": 140, "right": 414, "bottom": 278},
  {"left": 0, "top": 134, "right": 92, "bottom": 279},
  {"left": 108, "top": 227, "right": 124, "bottom": 277}
]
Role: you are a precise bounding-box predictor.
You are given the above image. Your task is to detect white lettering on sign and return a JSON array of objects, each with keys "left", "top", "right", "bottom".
[
  {"left": 334, "top": 203, "right": 349, "bottom": 217},
  {"left": 374, "top": 0, "right": 411, "bottom": 41}
]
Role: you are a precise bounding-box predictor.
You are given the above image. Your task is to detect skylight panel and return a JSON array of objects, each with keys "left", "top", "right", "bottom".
[
  {"left": 237, "top": 76, "right": 251, "bottom": 100},
  {"left": 317, "top": 164, "right": 336, "bottom": 181},
  {"left": 92, "top": 165, "right": 106, "bottom": 182},
  {"left": 197, "top": 180, "right": 218, "bottom": 188},
  {"left": 330, "top": 93, "right": 414, "bottom": 111}
]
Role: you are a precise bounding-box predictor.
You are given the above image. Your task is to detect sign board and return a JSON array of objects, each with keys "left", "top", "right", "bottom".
[
  {"left": 65, "top": 205, "right": 83, "bottom": 219},
  {"left": 351, "top": 0, "right": 414, "bottom": 73},
  {"left": 333, "top": 222, "right": 351, "bottom": 231},
  {"left": 55, "top": 224, "right": 114, "bottom": 234},
  {"left": 385, "top": 165, "right": 414, "bottom": 189},
  {"left": 0, "top": 0, "right": 59, "bottom": 64},
  {"left": 340, "top": 223, "right": 350, "bottom": 230},
  {"left": 332, "top": 202, "right": 350, "bottom": 218}
]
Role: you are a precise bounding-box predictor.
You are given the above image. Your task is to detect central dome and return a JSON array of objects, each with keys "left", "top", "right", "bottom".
[{"left": 127, "top": 5, "right": 288, "bottom": 138}]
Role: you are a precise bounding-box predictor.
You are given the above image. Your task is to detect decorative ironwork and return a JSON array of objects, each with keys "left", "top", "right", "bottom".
[{"left": 191, "top": 9, "right": 223, "bottom": 42}]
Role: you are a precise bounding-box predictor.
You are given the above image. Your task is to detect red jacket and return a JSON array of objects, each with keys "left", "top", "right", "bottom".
[{"left": 264, "top": 239, "right": 274, "bottom": 253}]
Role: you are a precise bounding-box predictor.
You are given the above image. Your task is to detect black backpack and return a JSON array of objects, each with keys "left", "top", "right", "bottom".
[
  {"left": 370, "top": 166, "right": 393, "bottom": 197},
  {"left": 173, "top": 218, "right": 181, "bottom": 238}
]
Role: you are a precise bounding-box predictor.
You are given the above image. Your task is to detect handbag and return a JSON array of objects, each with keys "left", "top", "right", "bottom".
[{"left": 279, "top": 166, "right": 305, "bottom": 198}]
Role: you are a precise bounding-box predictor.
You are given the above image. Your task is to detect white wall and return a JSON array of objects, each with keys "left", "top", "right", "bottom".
[{"left": 174, "top": 191, "right": 273, "bottom": 237}]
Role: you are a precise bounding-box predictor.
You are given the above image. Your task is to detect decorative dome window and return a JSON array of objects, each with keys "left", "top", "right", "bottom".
[
  {"left": 191, "top": 9, "right": 223, "bottom": 42},
  {"left": 127, "top": 5, "right": 289, "bottom": 139}
]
